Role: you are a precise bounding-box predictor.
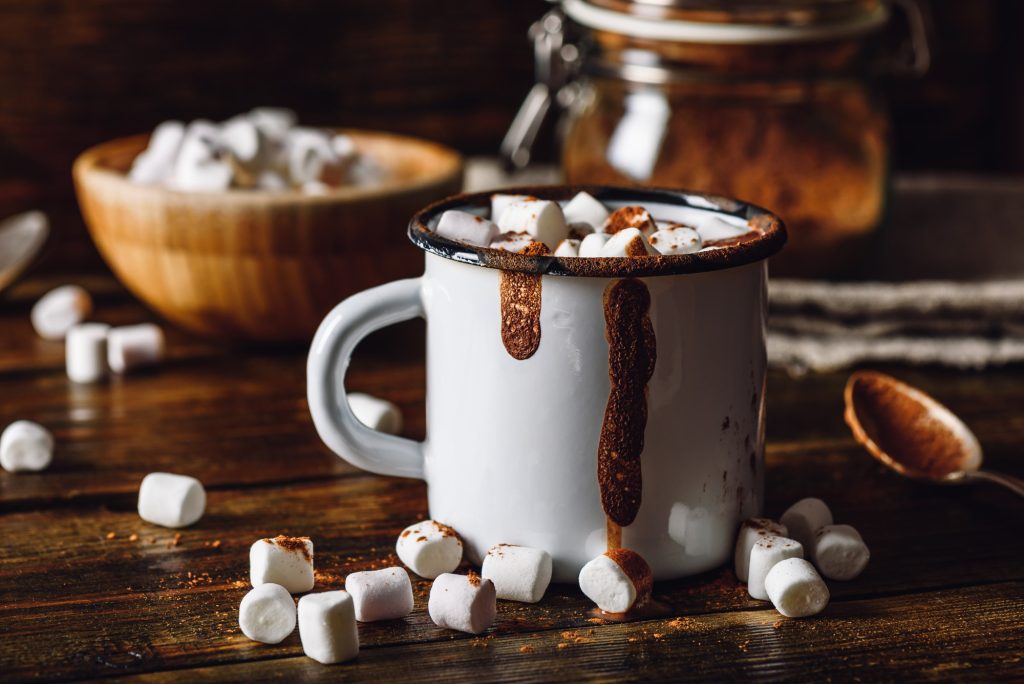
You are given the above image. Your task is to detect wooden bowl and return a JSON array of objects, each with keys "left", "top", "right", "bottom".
[{"left": 73, "top": 130, "right": 462, "bottom": 341}]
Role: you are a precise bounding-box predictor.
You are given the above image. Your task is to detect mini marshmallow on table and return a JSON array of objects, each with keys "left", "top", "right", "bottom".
[
  {"left": 251, "top": 536, "right": 315, "bottom": 594},
  {"left": 734, "top": 517, "right": 789, "bottom": 582},
  {"left": 348, "top": 393, "right": 403, "bottom": 435},
  {"left": 813, "top": 524, "right": 870, "bottom": 581},
  {"left": 599, "top": 227, "right": 657, "bottom": 257},
  {"left": 481, "top": 544, "right": 552, "bottom": 604},
  {"left": 137, "top": 472, "right": 206, "bottom": 528},
  {"left": 435, "top": 210, "right": 500, "bottom": 247},
  {"left": 765, "top": 557, "right": 830, "bottom": 618},
  {"left": 238, "top": 583, "right": 297, "bottom": 644},
  {"left": 562, "top": 191, "right": 609, "bottom": 229},
  {"left": 0, "top": 420, "right": 54, "bottom": 473},
  {"left": 345, "top": 567, "right": 414, "bottom": 622},
  {"left": 31, "top": 285, "right": 92, "bottom": 340},
  {"left": 578, "top": 549, "right": 653, "bottom": 614},
  {"left": 747, "top": 535, "right": 803, "bottom": 601},
  {"left": 428, "top": 572, "right": 496, "bottom": 634},
  {"left": 780, "top": 498, "right": 834, "bottom": 554},
  {"left": 298, "top": 591, "right": 359, "bottom": 664},
  {"left": 396, "top": 520, "right": 463, "bottom": 579},
  {"left": 108, "top": 324, "right": 164, "bottom": 374},
  {"left": 496, "top": 198, "right": 568, "bottom": 250},
  {"left": 66, "top": 323, "right": 111, "bottom": 384}
]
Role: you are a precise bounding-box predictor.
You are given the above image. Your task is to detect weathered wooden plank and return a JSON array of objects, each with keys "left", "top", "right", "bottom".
[
  {"left": 0, "top": 464, "right": 1021, "bottom": 682},
  {"left": 67, "top": 583, "right": 1024, "bottom": 683}
]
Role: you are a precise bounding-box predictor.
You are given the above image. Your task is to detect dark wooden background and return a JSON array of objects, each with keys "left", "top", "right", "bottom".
[{"left": 1, "top": 0, "right": 1023, "bottom": 274}]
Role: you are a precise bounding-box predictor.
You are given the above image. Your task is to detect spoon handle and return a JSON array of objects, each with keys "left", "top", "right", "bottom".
[{"left": 965, "top": 470, "right": 1024, "bottom": 498}]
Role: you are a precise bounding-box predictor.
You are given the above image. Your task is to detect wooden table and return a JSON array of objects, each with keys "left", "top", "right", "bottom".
[{"left": 1, "top": 273, "right": 1022, "bottom": 683}]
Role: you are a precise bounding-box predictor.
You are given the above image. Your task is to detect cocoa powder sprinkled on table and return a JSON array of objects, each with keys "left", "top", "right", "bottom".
[
  {"left": 128, "top": 534, "right": 139, "bottom": 542},
  {"left": 105, "top": 532, "right": 116, "bottom": 540}
]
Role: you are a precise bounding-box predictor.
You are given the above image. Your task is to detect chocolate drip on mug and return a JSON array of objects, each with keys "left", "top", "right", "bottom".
[
  {"left": 498, "top": 242, "right": 548, "bottom": 360},
  {"left": 598, "top": 278, "right": 657, "bottom": 533}
]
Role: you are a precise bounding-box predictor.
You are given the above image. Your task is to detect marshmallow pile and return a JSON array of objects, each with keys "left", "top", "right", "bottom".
[
  {"left": 433, "top": 191, "right": 753, "bottom": 258},
  {"left": 128, "top": 108, "right": 382, "bottom": 194},
  {"left": 734, "top": 498, "right": 870, "bottom": 618},
  {"left": 30, "top": 284, "right": 165, "bottom": 384}
]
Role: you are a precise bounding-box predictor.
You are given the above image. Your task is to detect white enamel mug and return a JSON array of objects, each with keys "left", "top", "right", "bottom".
[{"left": 308, "top": 186, "right": 785, "bottom": 582}]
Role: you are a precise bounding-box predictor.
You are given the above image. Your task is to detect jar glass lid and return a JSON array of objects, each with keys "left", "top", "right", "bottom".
[{"left": 564, "top": 0, "right": 888, "bottom": 43}]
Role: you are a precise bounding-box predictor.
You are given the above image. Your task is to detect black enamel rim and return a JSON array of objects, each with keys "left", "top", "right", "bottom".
[{"left": 407, "top": 185, "right": 786, "bottom": 278}]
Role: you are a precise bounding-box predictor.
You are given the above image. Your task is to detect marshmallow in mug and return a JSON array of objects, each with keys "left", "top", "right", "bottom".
[
  {"left": 238, "top": 583, "right": 297, "bottom": 644},
  {"left": 765, "top": 557, "right": 830, "bottom": 618},
  {"left": 578, "top": 548, "right": 653, "bottom": 614},
  {"left": 599, "top": 227, "right": 657, "bottom": 257},
  {"left": 648, "top": 225, "right": 703, "bottom": 255},
  {"left": 298, "top": 591, "right": 360, "bottom": 664},
  {"left": 395, "top": 520, "right": 463, "bottom": 579},
  {"left": 734, "top": 518, "right": 789, "bottom": 583},
  {"left": 251, "top": 536, "right": 315, "bottom": 594},
  {"left": 480, "top": 544, "right": 552, "bottom": 604},
  {"left": 66, "top": 322, "right": 111, "bottom": 384},
  {"left": 0, "top": 420, "right": 54, "bottom": 473},
  {"left": 780, "top": 498, "right": 834, "bottom": 554},
  {"left": 747, "top": 535, "right": 803, "bottom": 601},
  {"left": 496, "top": 198, "right": 568, "bottom": 250},
  {"left": 428, "top": 572, "right": 497, "bottom": 634},
  {"left": 813, "top": 524, "right": 870, "bottom": 581},
  {"left": 345, "top": 567, "right": 414, "bottom": 622},
  {"left": 603, "top": 205, "right": 658, "bottom": 236},
  {"left": 561, "top": 191, "right": 609, "bottom": 229},
  {"left": 435, "top": 210, "right": 500, "bottom": 247},
  {"left": 31, "top": 285, "right": 92, "bottom": 340},
  {"left": 347, "top": 393, "right": 403, "bottom": 435},
  {"left": 107, "top": 324, "right": 164, "bottom": 374},
  {"left": 137, "top": 472, "right": 206, "bottom": 528}
]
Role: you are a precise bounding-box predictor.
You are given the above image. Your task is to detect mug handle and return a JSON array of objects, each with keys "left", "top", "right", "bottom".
[{"left": 307, "top": 277, "right": 425, "bottom": 480}]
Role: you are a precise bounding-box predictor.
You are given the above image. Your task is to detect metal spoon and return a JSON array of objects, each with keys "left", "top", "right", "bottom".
[
  {"left": 0, "top": 211, "right": 49, "bottom": 295},
  {"left": 844, "top": 370, "right": 1024, "bottom": 497}
]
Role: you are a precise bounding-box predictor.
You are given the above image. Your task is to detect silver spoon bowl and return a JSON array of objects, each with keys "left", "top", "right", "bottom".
[{"left": 0, "top": 211, "right": 49, "bottom": 295}]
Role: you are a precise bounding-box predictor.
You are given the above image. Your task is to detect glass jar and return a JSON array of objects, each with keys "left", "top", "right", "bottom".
[{"left": 503, "top": 0, "right": 929, "bottom": 277}]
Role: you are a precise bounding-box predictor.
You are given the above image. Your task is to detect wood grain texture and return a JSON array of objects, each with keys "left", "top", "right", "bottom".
[
  {"left": 0, "top": 276, "right": 1023, "bottom": 681},
  {"left": 72, "top": 131, "right": 461, "bottom": 341}
]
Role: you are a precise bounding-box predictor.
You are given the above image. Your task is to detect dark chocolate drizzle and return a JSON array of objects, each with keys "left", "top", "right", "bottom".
[{"left": 598, "top": 278, "right": 657, "bottom": 528}]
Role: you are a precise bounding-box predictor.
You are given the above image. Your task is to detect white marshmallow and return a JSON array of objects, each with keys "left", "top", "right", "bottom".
[
  {"left": 553, "top": 239, "right": 580, "bottom": 257},
  {"left": 428, "top": 573, "right": 496, "bottom": 634},
  {"left": 578, "top": 549, "right": 652, "bottom": 614},
  {"left": 481, "top": 544, "right": 552, "bottom": 603},
  {"left": 301, "top": 180, "right": 329, "bottom": 195},
  {"left": 747, "top": 535, "right": 803, "bottom": 600},
  {"left": 813, "top": 524, "right": 870, "bottom": 581},
  {"left": 497, "top": 198, "right": 568, "bottom": 249},
  {"left": 396, "top": 520, "right": 463, "bottom": 579},
  {"left": 251, "top": 536, "right": 315, "bottom": 594},
  {"left": 490, "top": 194, "right": 531, "bottom": 221},
  {"left": 0, "top": 420, "right": 54, "bottom": 473},
  {"left": 488, "top": 232, "right": 538, "bottom": 253},
  {"left": 287, "top": 128, "right": 340, "bottom": 186},
  {"left": 780, "top": 498, "right": 834, "bottom": 553},
  {"left": 129, "top": 121, "right": 185, "bottom": 185},
  {"left": 765, "top": 558, "right": 830, "bottom": 618},
  {"left": 578, "top": 232, "right": 611, "bottom": 257},
  {"left": 221, "top": 116, "right": 264, "bottom": 167},
  {"left": 298, "top": 591, "right": 359, "bottom": 664},
  {"left": 107, "top": 323, "right": 164, "bottom": 374},
  {"left": 65, "top": 323, "right": 110, "bottom": 384},
  {"left": 435, "top": 210, "right": 500, "bottom": 247},
  {"left": 31, "top": 285, "right": 92, "bottom": 340},
  {"left": 734, "top": 518, "right": 788, "bottom": 582},
  {"left": 649, "top": 225, "right": 702, "bottom": 255},
  {"left": 603, "top": 206, "right": 658, "bottom": 236},
  {"left": 332, "top": 134, "right": 357, "bottom": 162},
  {"left": 345, "top": 567, "right": 414, "bottom": 622},
  {"left": 599, "top": 227, "right": 657, "bottom": 257},
  {"left": 170, "top": 123, "right": 233, "bottom": 192},
  {"left": 238, "top": 583, "right": 297, "bottom": 644},
  {"left": 137, "top": 472, "right": 206, "bottom": 528},
  {"left": 348, "top": 393, "right": 402, "bottom": 435},
  {"left": 695, "top": 216, "right": 750, "bottom": 242},
  {"left": 562, "top": 192, "right": 609, "bottom": 228},
  {"left": 248, "top": 107, "right": 297, "bottom": 144}
]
